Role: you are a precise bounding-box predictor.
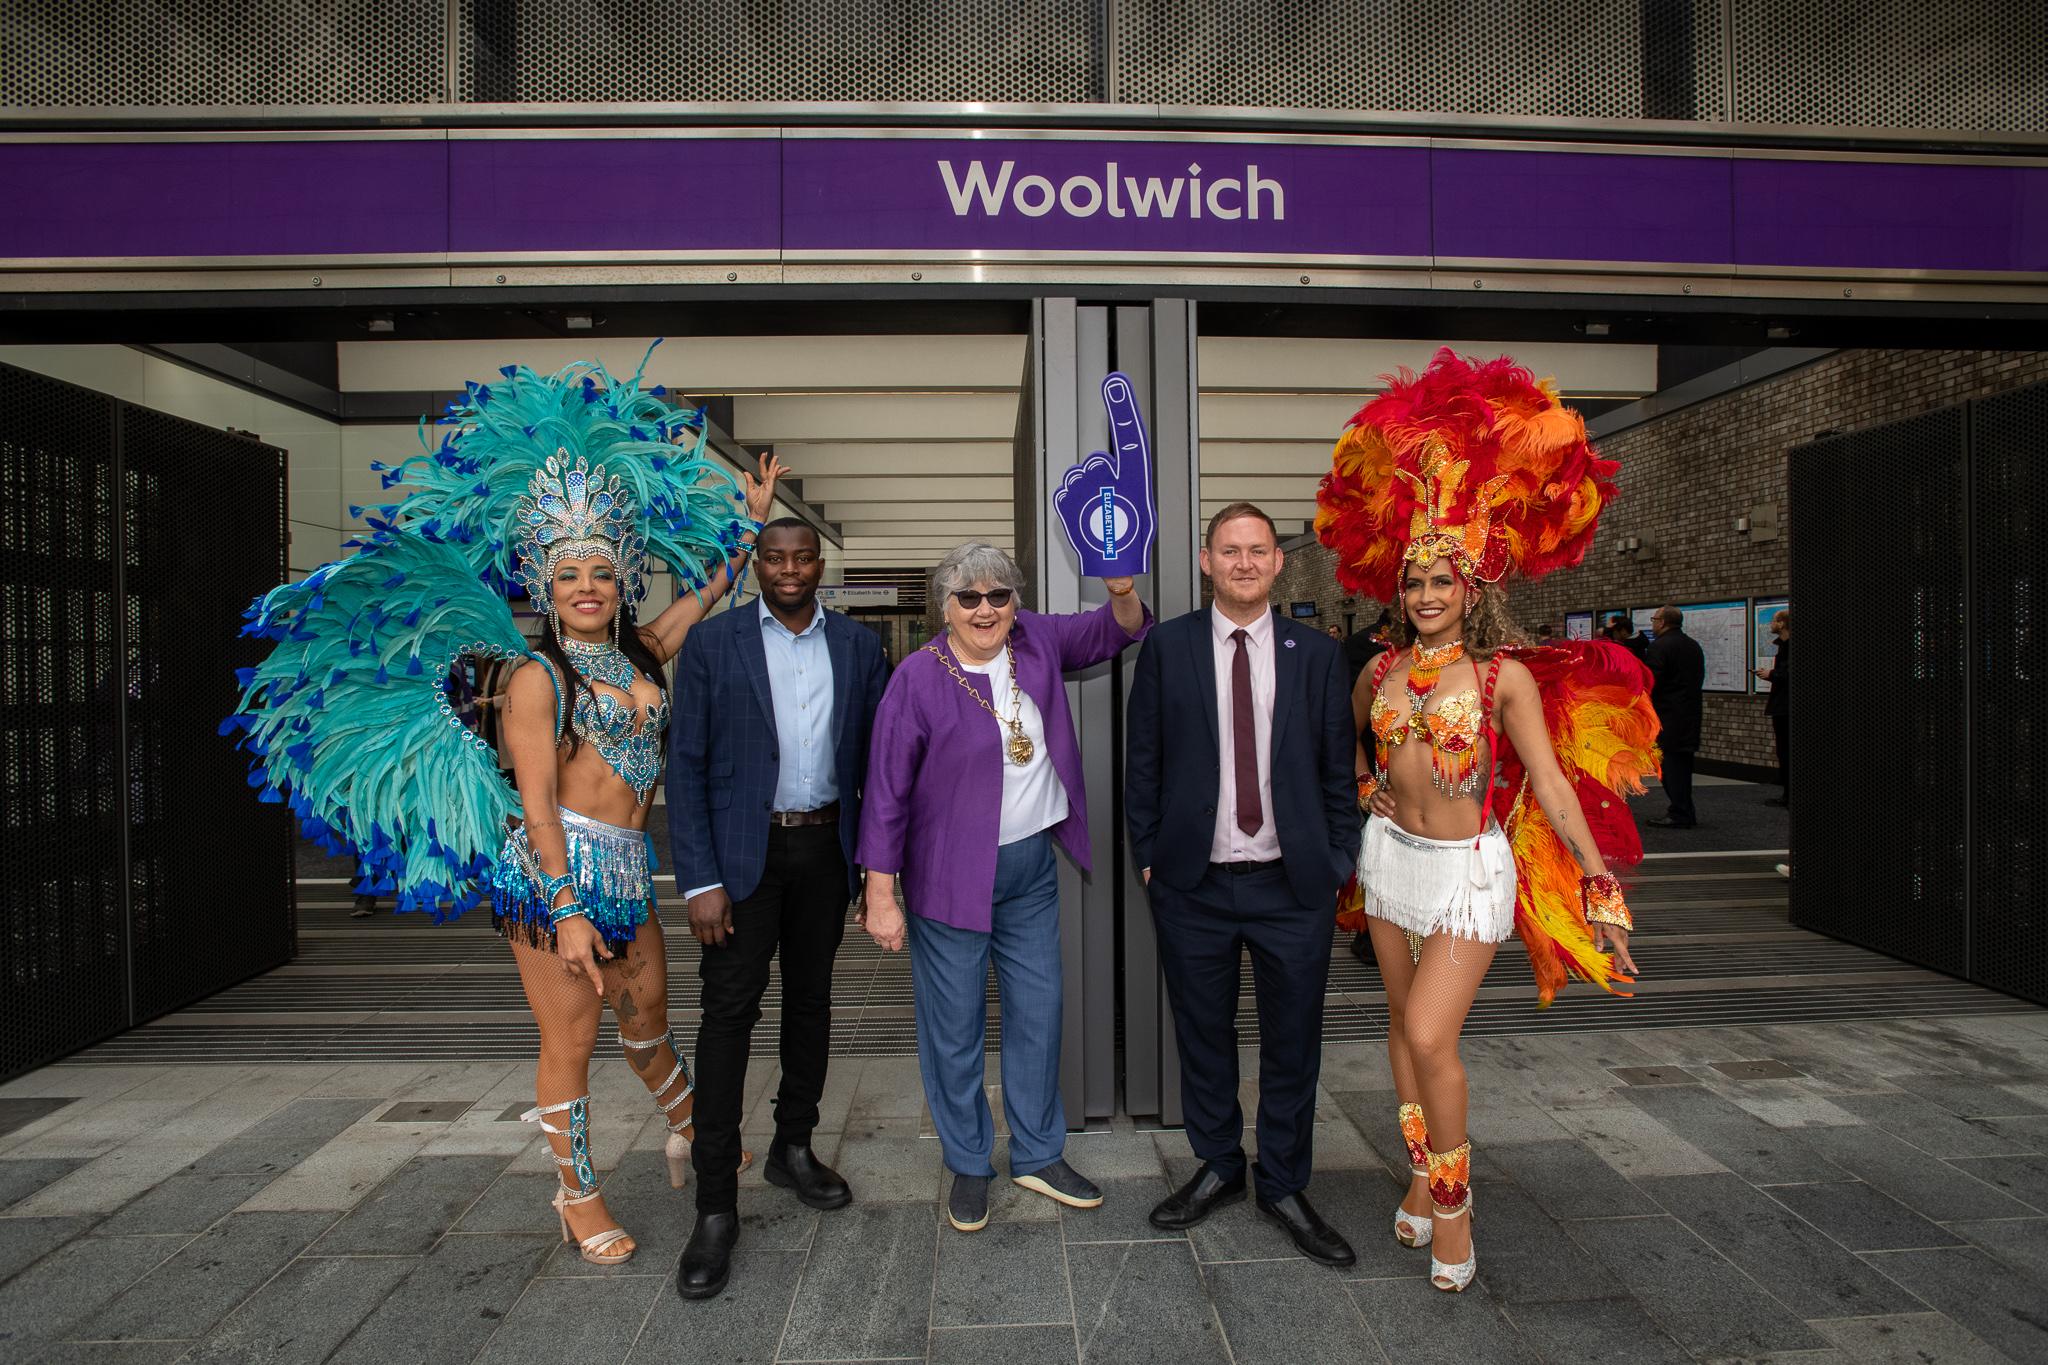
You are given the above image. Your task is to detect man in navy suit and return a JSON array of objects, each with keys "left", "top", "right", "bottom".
[
  {"left": 668, "top": 517, "right": 889, "bottom": 1298},
  {"left": 1126, "top": 502, "right": 1362, "bottom": 1266}
]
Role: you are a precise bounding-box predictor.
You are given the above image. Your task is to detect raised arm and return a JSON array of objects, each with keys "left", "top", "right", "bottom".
[
  {"left": 1494, "top": 658, "right": 1638, "bottom": 974},
  {"left": 639, "top": 452, "right": 787, "bottom": 664}
]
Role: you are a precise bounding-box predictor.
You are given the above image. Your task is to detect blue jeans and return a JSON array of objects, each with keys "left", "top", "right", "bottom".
[{"left": 905, "top": 831, "right": 1065, "bottom": 1178}]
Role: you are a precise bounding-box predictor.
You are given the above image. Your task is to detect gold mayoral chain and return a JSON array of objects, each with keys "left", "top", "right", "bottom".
[{"left": 924, "top": 641, "right": 1035, "bottom": 767}]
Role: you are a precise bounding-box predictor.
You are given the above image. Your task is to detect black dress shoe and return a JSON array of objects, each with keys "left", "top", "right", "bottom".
[
  {"left": 1647, "top": 817, "right": 1696, "bottom": 829},
  {"left": 1149, "top": 1164, "right": 1247, "bottom": 1230},
  {"left": 1256, "top": 1189, "right": 1357, "bottom": 1267},
  {"left": 676, "top": 1210, "right": 738, "bottom": 1299},
  {"left": 764, "top": 1140, "right": 852, "bottom": 1210}
]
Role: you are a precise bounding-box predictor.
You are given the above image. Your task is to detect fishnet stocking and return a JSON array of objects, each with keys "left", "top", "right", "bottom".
[
  {"left": 1365, "top": 914, "right": 1495, "bottom": 1262},
  {"left": 603, "top": 915, "right": 695, "bottom": 1139}
]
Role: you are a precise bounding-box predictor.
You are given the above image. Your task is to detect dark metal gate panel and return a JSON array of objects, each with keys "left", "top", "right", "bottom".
[
  {"left": 0, "top": 366, "right": 129, "bottom": 1079},
  {"left": 1789, "top": 408, "right": 1968, "bottom": 978},
  {"left": 121, "top": 406, "right": 294, "bottom": 1021},
  {"left": 0, "top": 362, "right": 293, "bottom": 1080},
  {"left": 1968, "top": 384, "right": 2047, "bottom": 1004}
]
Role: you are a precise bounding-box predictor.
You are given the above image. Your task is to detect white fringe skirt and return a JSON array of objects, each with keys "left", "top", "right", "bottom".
[{"left": 1358, "top": 814, "right": 1517, "bottom": 944}]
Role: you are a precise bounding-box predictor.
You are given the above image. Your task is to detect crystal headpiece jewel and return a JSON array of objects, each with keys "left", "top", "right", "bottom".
[{"left": 512, "top": 452, "right": 648, "bottom": 607}]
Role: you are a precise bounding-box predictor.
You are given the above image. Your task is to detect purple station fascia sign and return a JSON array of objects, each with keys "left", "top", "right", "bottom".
[{"left": 0, "top": 129, "right": 2042, "bottom": 279}]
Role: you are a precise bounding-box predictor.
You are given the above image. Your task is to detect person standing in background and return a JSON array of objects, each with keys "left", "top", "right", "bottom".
[
  {"left": 1754, "top": 609, "right": 1790, "bottom": 807},
  {"left": 1644, "top": 605, "right": 1706, "bottom": 829},
  {"left": 1606, "top": 613, "right": 1648, "bottom": 662}
]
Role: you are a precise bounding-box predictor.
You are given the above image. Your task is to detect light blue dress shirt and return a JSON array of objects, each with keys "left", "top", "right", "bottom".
[{"left": 761, "top": 596, "right": 838, "bottom": 812}]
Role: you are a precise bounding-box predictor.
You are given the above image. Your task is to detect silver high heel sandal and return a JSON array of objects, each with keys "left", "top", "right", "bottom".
[
  {"left": 1426, "top": 1139, "right": 1476, "bottom": 1292},
  {"left": 1394, "top": 1102, "right": 1433, "bottom": 1248},
  {"left": 621, "top": 1027, "right": 695, "bottom": 1189},
  {"left": 524, "top": 1096, "right": 633, "bottom": 1265}
]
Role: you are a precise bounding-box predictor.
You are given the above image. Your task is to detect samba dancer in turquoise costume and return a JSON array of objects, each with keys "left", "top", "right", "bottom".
[{"left": 232, "top": 348, "right": 783, "bottom": 1266}]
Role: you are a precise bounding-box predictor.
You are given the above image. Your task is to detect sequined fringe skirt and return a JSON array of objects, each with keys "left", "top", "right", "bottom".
[
  {"left": 491, "top": 806, "right": 656, "bottom": 954},
  {"left": 1358, "top": 814, "right": 1517, "bottom": 945}
]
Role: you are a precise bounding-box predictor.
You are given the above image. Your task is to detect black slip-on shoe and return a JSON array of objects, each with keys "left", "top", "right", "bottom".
[{"left": 1149, "top": 1164, "right": 1247, "bottom": 1230}]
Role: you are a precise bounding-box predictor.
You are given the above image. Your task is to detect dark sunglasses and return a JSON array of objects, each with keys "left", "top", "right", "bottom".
[{"left": 952, "top": 589, "right": 1015, "bottom": 609}]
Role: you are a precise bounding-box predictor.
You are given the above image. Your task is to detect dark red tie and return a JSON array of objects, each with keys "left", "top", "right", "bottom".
[{"left": 1231, "top": 628, "right": 1263, "bottom": 836}]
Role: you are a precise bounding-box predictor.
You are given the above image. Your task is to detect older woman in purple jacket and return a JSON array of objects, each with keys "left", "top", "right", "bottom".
[{"left": 859, "top": 541, "right": 1149, "bottom": 1233}]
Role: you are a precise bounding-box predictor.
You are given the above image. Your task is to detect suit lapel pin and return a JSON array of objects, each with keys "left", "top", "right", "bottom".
[{"left": 1284, "top": 639, "right": 1296, "bottom": 649}]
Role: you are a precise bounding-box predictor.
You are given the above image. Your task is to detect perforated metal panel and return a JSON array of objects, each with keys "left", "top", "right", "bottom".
[
  {"left": 1112, "top": 0, "right": 1727, "bottom": 121},
  {"left": 1731, "top": 0, "right": 2047, "bottom": 133},
  {"left": 1968, "top": 383, "right": 2047, "bottom": 1004},
  {"left": 0, "top": 366, "right": 127, "bottom": 1080},
  {"left": 458, "top": 0, "right": 1100, "bottom": 103},
  {"left": 1789, "top": 408, "right": 1967, "bottom": 979},
  {"left": 1, "top": 0, "right": 447, "bottom": 107},
  {"left": 120, "top": 408, "right": 293, "bottom": 1021}
]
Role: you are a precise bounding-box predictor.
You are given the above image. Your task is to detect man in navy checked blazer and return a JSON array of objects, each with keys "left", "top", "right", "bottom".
[{"left": 667, "top": 517, "right": 889, "bottom": 1299}]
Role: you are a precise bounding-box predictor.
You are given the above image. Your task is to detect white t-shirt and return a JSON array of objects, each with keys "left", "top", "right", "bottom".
[{"left": 962, "top": 647, "right": 1070, "bottom": 845}]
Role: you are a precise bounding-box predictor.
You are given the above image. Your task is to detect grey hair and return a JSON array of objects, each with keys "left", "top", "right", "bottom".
[{"left": 930, "top": 540, "right": 1025, "bottom": 623}]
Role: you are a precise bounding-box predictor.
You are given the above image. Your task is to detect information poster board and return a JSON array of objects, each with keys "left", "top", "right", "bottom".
[
  {"left": 1564, "top": 611, "right": 1594, "bottom": 641},
  {"left": 1682, "top": 599, "right": 1752, "bottom": 692},
  {"left": 1631, "top": 606, "right": 1659, "bottom": 642},
  {"left": 1753, "top": 597, "right": 1788, "bottom": 693}
]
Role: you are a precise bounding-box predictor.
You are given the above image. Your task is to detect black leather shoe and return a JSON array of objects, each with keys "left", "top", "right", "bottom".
[
  {"left": 765, "top": 1140, "right": 852, "bottom": 1211},
  {"left": 1256, "top": 1189, "right": 1357, "bottom": 1267},
  {"left": 1149, "top": 1164, "right": 1247, "bottom": 1230},
  {"left": 676, "top": 1210, "right": 738, "bottom": 1299}
]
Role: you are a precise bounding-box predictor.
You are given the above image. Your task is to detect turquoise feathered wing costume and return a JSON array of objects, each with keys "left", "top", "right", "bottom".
[
  {"left": 225, "top": 535, "right": 529, "bottom": 916},
  {"left": 227, "top": 342, "right": 756, "bottom": 920}
]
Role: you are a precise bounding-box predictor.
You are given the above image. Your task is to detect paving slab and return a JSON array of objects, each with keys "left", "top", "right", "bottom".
[
  {"left": 1057, "top": 1174, "right": 1181, "bottom": 1245},
  {"left": 11, "top": 1141, "right": 224, "bottom": 1217},
  {"left": 625, "top": 1247, "right": 805, "bottom": 1363},
  {"left": 454, "top": 1170, "right": 561, "bottom": 1236},
  {"left": 0, "top": 1235, "right": 189, "bottom": 1350},
  {"left": 0, "top": 1216, "right": 99, "bottom": 1285},
  {"left": 1809, "top": 1311, "right": 2009, "bottom": 1365},
  {"left": 328, "top": 1232, "right": 554, "bottom": 1365},
  {"left": 1068, "top": 1241, "right": 1230, "bottom": 1365},
  {"left": 92, "top": 1211, "right": 339, "bottom": 1342},
  {"left": 1618, "top": 1085, "right": 1846, "bottom": 1186},
  {"left": 1762, "top": 1179, "right": 1962, "bottom": 1252},
  {"left": 1948, "top": 1152, "right": 2048, "bottom": 1214},
  {"left": 1946, "top": 1216, "right": 2048, "bottom": 1289},
  {"left": 1346, "top": 1275, "right": 1535, "bottom": 1365},
  {"left": 0, "top": 1158, "right": 90, "bottom": 1212},
  {"left": 313, "top": 1153, "right": 510, "bottom": 1255},
  {"left": 1831, "top": 1090, "right": 2036, "bottom": 1160},
  {"left": 1499, "top": 1296, "right": 1691, "bottom": 1364},
  {"left": 778, "top": 1202, "right": 937, "bottom": 1361},
  {"left": 1565, "top": 1214, "right": 1828, "bottom": 1358},
  {"left": 927, "top": 1324, "right": 1079, "bottom": 1365},
  {"left": 536, "top": 1150, "right": 691, "bottom": 1276},
  {"left": 1204, "top": 1257, "right": 1377, "bottom": 1365},
  {"left": 831, "top": 1132, "right": 942, "bottom": 1204},
  {"left": 1969, "top": 1113, "right": 2048, "bottom": 1151},
  {"left": 1540, "top": 1103, "right": 1727, "bottom": 1179},
  {"left": 1893, "top": 1073, "right": 2048, "bottom": 1117},
  {"left": 1460, "top": 1181, "right": 1621, "bottom": 1305},
  {"left": 1636, "top": 1172, "right": 1927, "bottom": 1319},
  {"left": 21, "top": 1344, "right": 194, "bottom": 1365},
  {"left": 469, "top": 1272, "right": 663, "bottom": 1365},
  {"left": 1486, "top": 1139, "right": 1658, "bottom": 1221},
  {"left": 933, "top": 1218, "right": 1071, "bottom": 1328},
  {"left": 181, "top": 1252, "right": 419, "bottom": 1364},
  {"left": 96, "top": 1174, "right": 276, "bottom": 1237},
  {"left": 1859, "top": 1246, "right": 2048, "bottom": 1365},
  {"left": 187, "top": 1097, "right": 382, "bottom": 1176},
  {"left": 1794, "top": 1124, "right": 2033, "bottom": 1221}
]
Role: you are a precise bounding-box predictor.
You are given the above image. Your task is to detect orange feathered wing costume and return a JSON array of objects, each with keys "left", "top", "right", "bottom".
[{"left": 1320, "top": 349, "right": 1660, "bottom": 1005}]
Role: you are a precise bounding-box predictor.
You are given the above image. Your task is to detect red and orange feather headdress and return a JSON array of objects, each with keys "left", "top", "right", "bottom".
[{"left": 1315, "top": 348, "right": 1617, "bottom": 600}]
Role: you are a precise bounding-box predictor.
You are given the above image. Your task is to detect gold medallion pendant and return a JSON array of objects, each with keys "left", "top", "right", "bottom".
[{"left": 1006, "top": 723, "right": 1035, "bottom": 767}]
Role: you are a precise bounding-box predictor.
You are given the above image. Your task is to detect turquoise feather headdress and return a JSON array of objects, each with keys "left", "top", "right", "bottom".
[{"left": 364, "top": 342, "right": 750, "bottom": 606}]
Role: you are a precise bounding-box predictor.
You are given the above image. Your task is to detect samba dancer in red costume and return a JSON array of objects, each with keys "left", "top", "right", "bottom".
[{"left": 1318, "top": 349, "right": 1659, "bottom": 1292}]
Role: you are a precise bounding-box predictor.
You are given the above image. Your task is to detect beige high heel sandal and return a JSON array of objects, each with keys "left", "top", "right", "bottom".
[{"left": 524, "top": 1096, "right": 634, "bottom": 1265}]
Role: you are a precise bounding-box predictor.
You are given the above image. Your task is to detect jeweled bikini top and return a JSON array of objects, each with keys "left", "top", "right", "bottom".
[{"left": 560, "top": 639, "right": 667, "bottom": 805}]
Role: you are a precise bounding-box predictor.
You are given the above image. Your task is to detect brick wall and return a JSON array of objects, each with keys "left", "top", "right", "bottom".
[{"left": 1267, "top": 349, "right": 2048, "bottom": 768}]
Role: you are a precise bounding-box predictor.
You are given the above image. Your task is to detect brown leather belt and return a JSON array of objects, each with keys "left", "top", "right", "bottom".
[{"left": 769, "top": 801, "right": 840, "bottom": 828}]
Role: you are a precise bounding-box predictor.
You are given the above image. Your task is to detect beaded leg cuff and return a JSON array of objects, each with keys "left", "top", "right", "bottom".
[
  {"left": 1399, "top": 1102, "right": 1430, "bottom": 1173},
  {"left": 1426, "top": 1139, "right": 1472, "bottom": 1215},
  {"left": 523, "top": 1095, "right": 598, "bottom": 1196},
  {"left": 621, "top": 1027, "right": 695, "bottom": 1133}
]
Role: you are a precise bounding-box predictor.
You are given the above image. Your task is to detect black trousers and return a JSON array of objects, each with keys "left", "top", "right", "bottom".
[
  {"left": 1663, "top": 748, "right": 1698, "bottom": 825},
  {"left": 1771, "top": 711, "right": 1789, "bottom": 796},
  {"left": 691, "top": 821, "right": 847, "bottom": 1213},
  {"left": 1150, "top": 860, "right": 1333, "bottom": 1203}
]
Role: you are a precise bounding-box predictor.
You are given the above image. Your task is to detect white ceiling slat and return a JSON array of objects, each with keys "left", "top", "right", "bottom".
[
  {"left": 1197, "top": 337, "right": 1658, "bottom": 396},
  {"left": 775, "top": 442, "right": 1013, "bottom": 476},
  {"left": 840, "top": 520, "right": 1017, "bottom": 538},
  {"left": 737, "top": 393, "right": 1018, "bottom": 443},
  {"left": 804, "top": 475, "right": 1013, "bottom": 504}
]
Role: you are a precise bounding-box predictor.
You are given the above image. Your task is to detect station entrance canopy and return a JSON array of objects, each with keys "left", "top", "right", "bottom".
[{"left": 1, "top": 128, "right": 2042, "bottom": 304}]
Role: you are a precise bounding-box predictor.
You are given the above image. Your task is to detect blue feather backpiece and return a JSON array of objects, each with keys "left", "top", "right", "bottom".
[
  {"left": 369, "top": 342, "right": 751, "bottom": 603},
  {"left": 224, "top": 535, "right": 531, "bottom": 918}
]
